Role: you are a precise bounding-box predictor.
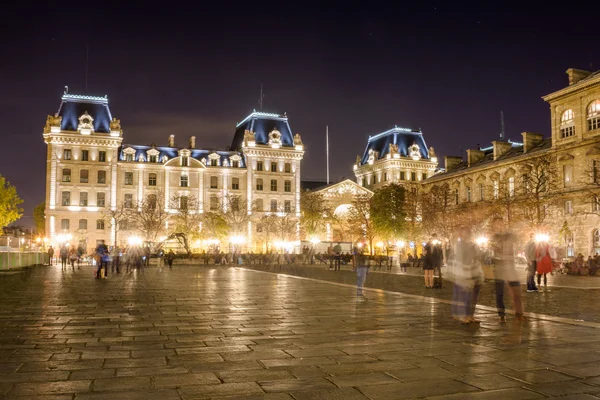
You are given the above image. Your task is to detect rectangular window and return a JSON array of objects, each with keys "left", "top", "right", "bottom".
[
  {"left": 210, "top": 176, "right": 218, "bottom": 189},
  {"left": 125, "top": 153, "right": 133, "bottom": 162},
  {"left": 256, "top": 224, "right": 263, "bottom": 233},
  {"left": 411, "top": 172, "right": 416, "bottom": 181},
  {"left": 561, "top": 126, "right": 575, "bottom": 138},
  {"left": 522, "top": 174, "right": 529, "bottom": 191},
  {"left": 98, "top": 151, "right": 106, "bottom": 162},
  {"left": 124, "top": 194, "right": 133, "bottom": 208},
  {"left": 148, "top": 173, "right": 157, "bottom": 186},
  {"left": 232, "top": 161, "right": 239, "bottom": 168},
  {"left": 121, "top": 220, "right": 129, "bottom": 231},
  {"left": 181, "top": 156, "right": 189, "bottom": 167},
  {"left": 62, "top": 169, "right": 71, "bottom": 182},
  {"left": 81, "top": 150, "right": 89, "bottom": 161},
  {"left": 149, "top": 155, "right": 157, "bottom": 163},
  {"left": 593, "top": 160, "right": 599, "bottom": 184},
  {"left": 63, "top": 149, "right": 71, "bottom": 160},
  {"left": 564, "top": 164, "right": 573, "bottom": 188},
  {"left": 284, "top": 180, "right": 291, "bottom": 192},
  {"left": 383, "top": 172, "right": 387, "bottom": 182},
  {"left": 180, "top": 196, "right": 188, "bottom": 210},
  {"left": 422, "top": 173, "right": 428, "bottom": 180},
  {"left": 96, "top": 219, "right": 105, "bottom": 230},
  {"left": 232, "top": 177, "right": 239, "bottom": 190},
  {"left": 231, "top": 196, "right": 240, "bottom": 211},
  {"left": 594, "top": 196, "right": 600, "bottom": 212},
  {"left": 284, "top": 200, "right": 291, "bottom": 213},
  {"left": 284, "top": 163, "right": 291, "bottom": 173},
  {"left": 271, "top": 179, "right": 277, "bottom": 191},
  {"left": 466, "top": 186, "right": 471, "bottom": 202},
  {"left": 79, "top": 219, "right": 87, "bottom": 230},
  {"left": 454, "top": 188, "right": 459, "bottom": 204},
  {"left": 79, "top": 192, "right": 88, "bottom": 206},
  {"left": 125, "top": 172, "right": 133, "bottom": 185},
  {"left": 255, "top": 198, "right": 263, "bottom": 211},
  {"left": 210, "top": 159, "right": 217, "bottom": 166},
  {"left": 147, "top": 194, "right": 157, "bottom": 209},
  {"left": 400, "top": 171, "right": 405, "bottom": 180},
  {"left": 493, "top": 181, "right": 499, "bottom": 199},
  {"left": 565, "top": 200, "right": 573, "bottom": 215},
  {"left": 61, "top": 219, "right": 70, "bottom": 230},
  {"left": 180, "top": 174, "right": 188, "bottom": 187},
  {"left": 270, "top": 199, "right": 278, "bottom": 212},
  {"left": 97, "top": 170, "right": 106, "bottom": 184},
  {"left": 257, "top": 161, "right": 263, "bottom": 171},
  {"left": 256, "top": 178, "right": 263, "bottom": 191},
  {"left": 508, "top": 177, "right": 515, "bottom": 197},
  {"left": 62, "top": 191, "right": 71, "bottom": 206},
  {"left": 97, "top": 192, "right": 105, "bottom": 207},
  {"left": 479, "top": 183, "right": 484, "bottom": 201},
  {"left": 210, "top": 195, "right": 218, "bottom": 211},
  {"left": 271, "top": 162, "right": 277, "bottom": 172},
  {"left": 80, "top": 169, "right": 89, "bottom": 183},
  {"left": 589, "top": 117, "right": 600, "bottom": 131}
]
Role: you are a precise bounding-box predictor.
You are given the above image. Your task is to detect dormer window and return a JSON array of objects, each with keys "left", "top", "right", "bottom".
[
  {"left": 126, "top": 154, "right": 133, "bottom": 162},
  {"left": 560, "top": 109, "right": 575, "bottom": 138},
  {"left": 181, "top": 156, "right": 189, "bottom": 167},
  {"left": 149, "top": 155, "right": 157, "bottom": 163},
  {"left": 588, "top": 100, "right": 600, "bottom": 131},
  {"left": 180, "top": 174, "right": 188, "bottom": 187},
  {"left": 211, "top": 159, "right": 217, "bottom": 166},
  {"left": 232, "top": 161, "right": 239, "bottom": 168}
]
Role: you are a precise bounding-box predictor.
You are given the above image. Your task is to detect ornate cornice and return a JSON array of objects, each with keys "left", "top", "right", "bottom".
[
  {"left": 43, "top": 133, "right": 122, "bottom": 147},
  {"left": 242, "top": 147, "right": 304, "bottom": 159}
]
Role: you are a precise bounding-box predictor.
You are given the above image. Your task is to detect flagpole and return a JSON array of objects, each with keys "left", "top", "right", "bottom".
[{"left": 326, "top": 126, "right": 330, "bottom": 185}]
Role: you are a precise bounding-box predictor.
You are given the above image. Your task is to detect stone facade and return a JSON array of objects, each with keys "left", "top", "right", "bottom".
[{"left": 43, "top": 91, "right": 303, "bottom": 253}]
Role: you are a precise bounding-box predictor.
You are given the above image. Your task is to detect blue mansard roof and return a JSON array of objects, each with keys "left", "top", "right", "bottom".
[
  {"left": 231, "top": 111, "right": 294, "bottom": 150},
  {"left": 56, "top": 93, "right": 112, "bottom": 133},
  {"left": 118, "top": 144, "right": 245, "bottom": 167},
  {"left": 360, "top": 126, "right": 430, "bottom": 165}
]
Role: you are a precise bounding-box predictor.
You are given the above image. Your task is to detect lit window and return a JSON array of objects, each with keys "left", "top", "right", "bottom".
[
  {"left": 98, "top": 151, "right": 106, "bottom": 162},
  {"left": 181, "top": 156, "right": 189, "bottom": 167},
  {"left": 255, "top": 198, "right": 263, "bottom": 211},
  {"left": 271, "top": 179, "right": 277, "bottom": 191},
  {"left": 588, "top": 100, "right": 600, "bottom": 131},
  {"left": 284, "top": 163, "right": 291, "bottom": 173},
  {"left": 96, "top": 219, "right": 105, "bottom": 230},
  {"left": 125, "top": 172, "right": 133, "bottom": 185},
  {"left": 62, "top": 191, "right": 70, "bottom": 206},
  {"left": 564, "top": 200, "right": 573, "bottom": 215},
  {"left": 61, "top": 219, "right": 70, "bottom": 230},
  {"left": 493, "top": 180, "right": 499, "bottom": 199},
  {"left": 593, "top": 229, "right": 600, "bottom": 254},
  {"left": 230, "top": 196, "right": 240, "bottom": 211},
  {"left": 256, "top": 178, "right": 263, "bottom": 191},
  {"left": 97, "top": 170, "right": 106, "bottom": 184},
  {"left": 257, "top": 161, "right": 263, "bottom": 171},
  {"left": 124, "top": 194, "right": 133, "bottom": 208},
  {"left": 594, "top": 196, "right": 600, "bottom": 212},
  {"left": 210, "top": 195, "right": 218, "bottom": 211},
  {"left": 80, "top": 169, "right": 89, "bottom": 183},
  {"left": 232, "top": 177, "right": 239, "bottom": 190},
  {"left": 508, "top": 177, "right": 515, "bottom": 197},
  {"left": 62, "top": 169, "right": 71, "bottom": 182},
  {"left": 270, "top": 199, "right": 278, "bottom": 212},
  {"left": 560, "top": 109, "right": 575, "bottom": 138},
  {"left": 284, "top": 200, "right": 291, "bottom": 213},
  {"left": 81, "top": 150, "right": 89, "bottom": 161},
  {"left": 79, "top": 192, "right": 88, "bottom": 206},
  {"left": 563, "top": 164, "right": 573, "bottom": 188},
  {"left": 148, "top": 173, "right": 157, "bottom": 186},
  {"left": 63, "top": 149, "right": 71, "bottom": 160},
  {"left": 97, "top": 192, "right": 105, "bottom": 207},
  {"left": 271, "top": 162, "right": 277, "bottom": 172},
  {"left": 210, "top": 176, "right": 218, "bottom": 189},
  {"left": 466, "top": 186, "right": 471, "bottom": 202},
  {"left": 180, "top": 196, "right": 188, "bottom": 210},
  {"left": 79, "top": 219, "right": 87, "bottom": 230},
  {"left": 180, "top": 174, "right": 188, "bottom": 187},
  {"left": 284, "top": 180, "right": 291, "bottom": 192}
]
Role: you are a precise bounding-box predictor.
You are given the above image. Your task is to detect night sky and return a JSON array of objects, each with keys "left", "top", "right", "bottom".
[{"left": 3, "top": 3, "right": 600, "bottom": 227}]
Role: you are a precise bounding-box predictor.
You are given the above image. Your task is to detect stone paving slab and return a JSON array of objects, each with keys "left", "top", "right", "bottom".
[{"left": 1, "top": 265, "right": 600, "bottom": 399}]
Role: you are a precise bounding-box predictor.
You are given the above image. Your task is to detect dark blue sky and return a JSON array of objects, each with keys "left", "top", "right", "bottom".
[{"left": 2, "top": 3, "right": 600, "bottom": 227}]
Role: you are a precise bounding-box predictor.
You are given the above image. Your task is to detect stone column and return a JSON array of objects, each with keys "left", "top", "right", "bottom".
[
  {"left": 111, "top": 158, "right": 117, "bottom": 211},
  {"left": 137, "top": 167, "right": 143, "bottom": 211},
  {"left": 49, "top": 151, "right": 57, "bottom": 210},
  {"left": 164, "top": 168, "right": 170, "bottom": 211},
  {"left": 198, "top": 170, "right": 204, "bottom": 213},
  {"left": 295, "top": 159, "right": 301, "bottom": 217}
]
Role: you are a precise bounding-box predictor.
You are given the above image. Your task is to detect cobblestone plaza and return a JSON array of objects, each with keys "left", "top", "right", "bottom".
[{"left": 2, "top": 265, "right": 600, "bottom": 399}]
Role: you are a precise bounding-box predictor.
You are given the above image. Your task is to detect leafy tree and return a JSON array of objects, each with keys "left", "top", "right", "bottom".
[
  {"left": 0, "top": 175, "right": 23, "bottom": 229},
  {"left": 201, "top": 211, "right": 229, "bottom": 242},
  {"left": 130, "top": 192, "right": 169, "bottom": 242},
  {"left": 370, "top": 183, "right": 407, "bottom": 241},
  {"left": 300, "top": 190, "right": 332, "bottom": 240},
  {"left": 348, "top": 193, "right": 376, "bottom": 254},
  {"left": 33, "top": 202, "right": 46, "bottom": 235}
]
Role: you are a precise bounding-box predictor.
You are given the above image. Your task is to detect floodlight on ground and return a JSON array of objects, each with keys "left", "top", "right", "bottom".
[
  {"left": 535, "top": 233, "right": 550, "bottom": 243},
  {"left": 475, "top": 236, "right": 489, "bottom": 246},
  {"left": 128, "top": 236, "right": 143, "bottom": 246},
  {"left": 230, "top": 236, "right": 246, "bottom": 245},
  {"left": 396, "top": 241, "right": 405, "bottom": 248},
  {"left": 309, "top": 237, "right": 321, "bottom": 244}
]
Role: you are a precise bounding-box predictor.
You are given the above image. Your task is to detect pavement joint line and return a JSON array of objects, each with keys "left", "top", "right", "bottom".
[{"left": 238, "top": 267, "right": 600, "bottom": 329}]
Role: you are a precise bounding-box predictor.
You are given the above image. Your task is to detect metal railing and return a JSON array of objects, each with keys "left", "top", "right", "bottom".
[{"left": 0, "top": 251, "right": 47, "bottom": 270}]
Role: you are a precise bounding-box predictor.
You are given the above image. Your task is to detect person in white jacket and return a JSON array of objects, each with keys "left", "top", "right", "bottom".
[{"left": 452, "top": 226, "right": 484, "bottom": 324}]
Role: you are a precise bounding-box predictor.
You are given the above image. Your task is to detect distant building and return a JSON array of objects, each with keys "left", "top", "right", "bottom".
[{"left": 43, "top": 90, "right": 304, "bottom": 252}]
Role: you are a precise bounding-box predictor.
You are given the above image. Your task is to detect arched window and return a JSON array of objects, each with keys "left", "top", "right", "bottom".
[
  {"left": 588, "top": 100, "right": 600, "bottom": 131},
  {"left": 593, "top": 229, "right": 600, "bottom": 255},
  {"left": 560, "top": 109, "right": 575, "bottom": 138}
]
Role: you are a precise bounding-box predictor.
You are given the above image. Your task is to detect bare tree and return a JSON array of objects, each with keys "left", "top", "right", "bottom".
[
  {"left": 519, "top": 154, "right": 559, "bottom": 228},
  {"left": 489, "top": 179, "right": 521, "bottom": 228},
  {"left": 169, "top": 194, "right": 202, "bottom": 251},
  {"left": 221, "top": 194, "right": 252, "bottom": 237},
  {"left": 130, "top": 191, "right": 169, "bottom": 242},
  {"left": 300, "top": 190, "right": 333, "bottom": 240},
  {"left": 104, "top": 202, "right": 133, "bottom": 246},
  {"left": 259, "top": 204, "right": 298, "bottom": 252},
  {"left": 348, "top": 193, "right": 376, "bottom": 254}
]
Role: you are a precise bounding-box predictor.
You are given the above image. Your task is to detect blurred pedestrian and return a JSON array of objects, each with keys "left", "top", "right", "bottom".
[
  {"left": 524, "top": 234, "right": 538, "bottom": 293},
  {"left": 536, "top": 238, "right": 554, "bottom": 292},
  {"left": 47, "top": 246, "right": 54, "bottom": 266},
  {"left": 356, "top": 247, "right": 370, "bottom": 301},
  {"left": 452, "top": 226, "right": 484, "bottom": 324},
  {"left": 59, "top": 244, "right": 68, "bottom": 270},
  {"left": 333, "top": 242, "right": 342, "bottom": 271},
  {"left": 68, "top": 245, "right": 78, "bottom": 270},
  {"left": 165, "top": 250, "right": 175, "bottom": 269}
]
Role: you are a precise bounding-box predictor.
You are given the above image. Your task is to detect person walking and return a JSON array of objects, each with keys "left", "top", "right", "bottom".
[
  {"left": 524, "top": 234, "right": 539, "bottom": 293},
  {"left": 59, "top": 245, "right": 68, "bottom": 270},
  {"left": 68, "top": 246, "right": 78, "bottom": 270},
  {"left": 111, "top": 245, "right": 121, "bottom": 274},
  {"left": 535, "top": 238, "right": 554, "bottom": 292},
  {"left": 165, "top": 250, "right": 175, "bottom": 269},
  {"left": 355, "top": 247, "right": 370, "bottom": 301},
  {"left": 452, "top": 226, "right": 484, "bottom": 324},
  {"left": 47, "top": 246, "right": 54, "bottom": 266},
  {"left": 95, "top": 244, "right": 108, "bottom": 279},
  {"left": 423, "top": 236, "right": 440, "bottom": 288},
  {"left": 333, "top": 242, "right": 342, "bottom": 271},
  {"left": 490, "top": 217, "right": 525, "bottom": 323},
  {"left": 327, "top": 244, "right": 334, "bottom": 270}
]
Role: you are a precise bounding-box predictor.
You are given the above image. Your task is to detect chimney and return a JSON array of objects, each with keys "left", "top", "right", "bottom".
[
  {"left": 168, "top": 134, "right": 175, "bottom": 147},
  {"left": 492, "top": 141, "right": 512, "bottom": 160},
  {"left": 189, "top": 136, "right": 196, "bottom": 149},
  {"left": 566, "top": 68, "right": 591, "bottom": 85},
  {"left": 521, "top": 132, "right": 544, "bottom": 153},
  {"left": 467, "top": 149, "right": 485, "bottom": 167},
  {"left": 444, "top": 156, "right": 463, "bottom": 171}
]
